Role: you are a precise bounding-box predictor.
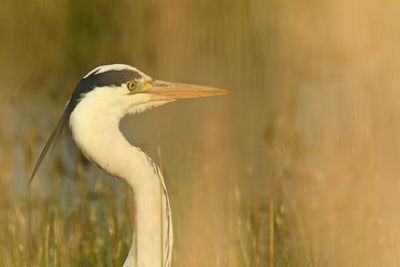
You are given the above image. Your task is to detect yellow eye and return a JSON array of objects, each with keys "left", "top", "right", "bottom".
[{"left": 127, "top": 81, "right": 137, "bottom": 91}]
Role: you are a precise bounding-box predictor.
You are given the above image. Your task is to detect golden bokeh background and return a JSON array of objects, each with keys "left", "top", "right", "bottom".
[{"left": 1, "top": 0, "right": 400, "bottom": 266}]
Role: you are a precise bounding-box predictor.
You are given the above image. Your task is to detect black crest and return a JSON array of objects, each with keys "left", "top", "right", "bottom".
[
  {"left": 68, "top": 68, "right": 142, "bottom": 112},
  {"left": 29, "top": 67, "right": 142, "bottom": 183}
]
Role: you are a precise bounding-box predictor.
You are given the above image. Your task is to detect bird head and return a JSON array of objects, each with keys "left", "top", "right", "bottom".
[
  {"left": 68, "top": 64, "right": 228, "bottom": 117},
  {"left": 29, "top": 64, "right": 229, "bottom": 183}
]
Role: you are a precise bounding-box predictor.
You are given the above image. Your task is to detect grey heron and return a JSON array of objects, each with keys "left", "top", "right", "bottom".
[{"left": 29, "top": 64, "right": 229, "bottom": 267}]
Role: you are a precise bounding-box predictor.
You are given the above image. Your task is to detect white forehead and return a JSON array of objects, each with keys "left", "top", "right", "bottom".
[{"left": 83, "top": 64, "right": 151, "bottom": 80}]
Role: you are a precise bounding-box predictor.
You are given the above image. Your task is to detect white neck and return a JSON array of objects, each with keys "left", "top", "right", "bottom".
[{"left": 69, "top": 89, "right": 173, "bottom": 267}]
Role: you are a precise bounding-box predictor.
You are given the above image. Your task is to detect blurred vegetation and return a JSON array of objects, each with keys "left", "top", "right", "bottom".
[{"left": 1, "top": 0, "right": 400, "bottom": 266}]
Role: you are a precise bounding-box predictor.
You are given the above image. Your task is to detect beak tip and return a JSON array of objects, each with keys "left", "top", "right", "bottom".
[{"left": 219, "top": 88, "right": 231, "bottom": 95}]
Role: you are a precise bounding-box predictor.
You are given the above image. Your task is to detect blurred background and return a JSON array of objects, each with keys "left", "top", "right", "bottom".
[{"left": 1, "top": 0, "right": 400, "bottom": 266}]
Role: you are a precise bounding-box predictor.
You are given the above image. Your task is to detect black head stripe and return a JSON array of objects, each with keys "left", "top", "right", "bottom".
[
  {"left": 29, "top": 66, "right": 143, "bottom": 184},
  {"left": 68, "top": 69, "right": 142, "bottom": 112}
]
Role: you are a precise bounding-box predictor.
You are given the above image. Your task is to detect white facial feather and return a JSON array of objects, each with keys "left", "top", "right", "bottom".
[
  {"left": 127, "top": 100, "right": 174, "bottom": 115},
  {"left": 69, "top": 86, "right": 172, "bottom": 154},
  {"left": 71, "top": 86, "right": 155, "bottom": 121}
]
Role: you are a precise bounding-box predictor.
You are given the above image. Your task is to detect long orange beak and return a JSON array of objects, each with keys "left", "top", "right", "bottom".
[{"left": 145, "top": 80, "right": 230, "bottom": 100}]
